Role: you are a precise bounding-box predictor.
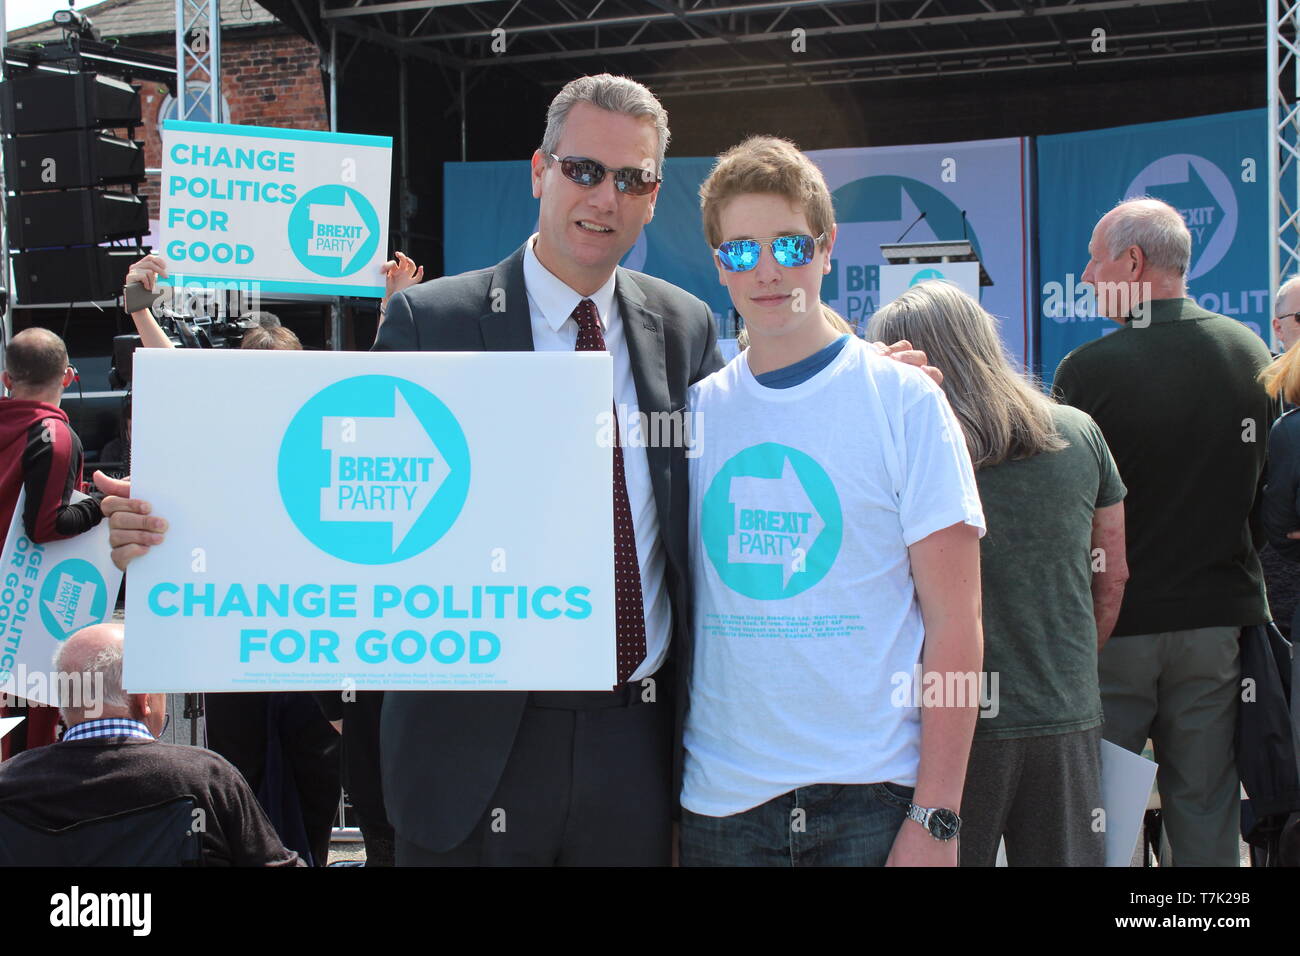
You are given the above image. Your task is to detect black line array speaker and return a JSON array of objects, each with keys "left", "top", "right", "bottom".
[
  {"left": 8, "top": 190, "right": 147, "bottom": 247},
  {"left": 5, "top": 130, "right": 143, "bottom": 189},
  {"left": 1, "top": 71, "right": 140, "bottom": 134},
  {"left": 10, "top": 247, "right": 143, "bottom": 304},
  {"left": 1, "top": 67, "right": 146, "bottom": 304}
]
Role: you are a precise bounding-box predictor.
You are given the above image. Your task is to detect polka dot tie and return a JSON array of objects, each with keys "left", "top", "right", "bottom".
[{"left": 573, "top": 298, "right": 647, "bottom": 684}]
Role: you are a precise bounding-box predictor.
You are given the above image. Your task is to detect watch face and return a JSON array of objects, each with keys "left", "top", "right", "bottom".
[{"left": 929, "top": 809, "right": 961, "bottom": 840}]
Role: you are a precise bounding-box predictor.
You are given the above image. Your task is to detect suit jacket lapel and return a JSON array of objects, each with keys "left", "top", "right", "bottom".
[
  {"left": 616, "top": 269, "right": 670, "bottom": 416},
  {"left": 477, "top": 244, "right": 536, "bottom": 351},
  {"left": 616, "top": 269, "right": 674, "bottom": 535}
]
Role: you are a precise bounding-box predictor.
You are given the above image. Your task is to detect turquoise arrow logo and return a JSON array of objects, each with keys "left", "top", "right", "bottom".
[{"left": 727, "top": 456, "right": 826, "bottom": 589}]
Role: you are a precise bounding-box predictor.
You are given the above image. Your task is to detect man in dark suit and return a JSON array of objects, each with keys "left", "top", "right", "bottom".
[{"left": 373, "top": 74, "right": 721, "bottom": 865}]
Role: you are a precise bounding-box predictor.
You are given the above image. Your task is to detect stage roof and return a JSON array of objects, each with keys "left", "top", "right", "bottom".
[{"left": 264, "top": 0, "right": 1263, "bottom": 97}]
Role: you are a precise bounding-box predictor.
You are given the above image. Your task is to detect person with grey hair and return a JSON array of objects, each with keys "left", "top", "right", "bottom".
[
  {"left": 0, "top": 622, "right": 302, "bottom": 865},
  {"left": 371, "top": 71, "right": 702, "bottom": 866},
  {"left": 870, "top": 281, "right": 1128, "bottom": 866},
  {"left": 109, "top": 72, "right": 716, "bottom": 867},
  {"left": 1053, "top": 197, "right": 1276, "bottom": 866}
]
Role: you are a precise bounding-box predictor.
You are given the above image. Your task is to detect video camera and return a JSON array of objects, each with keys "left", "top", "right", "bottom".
[{"left": 110, "top": 283, "right": 268, "bottom": 387}]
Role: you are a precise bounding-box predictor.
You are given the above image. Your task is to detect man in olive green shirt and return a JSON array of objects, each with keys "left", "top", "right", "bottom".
[{"left": 1054, "top": 198, "right": 1274, "bottom": 866}]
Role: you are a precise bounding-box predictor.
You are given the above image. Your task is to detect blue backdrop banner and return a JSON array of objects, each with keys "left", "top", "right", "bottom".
[
  {"left": 811, "top": 139, "right": 1032, "bottom": 365},
  {"left": 1036, "top": 108, "right": 1268, "bottom": 382},
  {"left": 445, "top": 139, "right": 1033, "bottom": 364}
]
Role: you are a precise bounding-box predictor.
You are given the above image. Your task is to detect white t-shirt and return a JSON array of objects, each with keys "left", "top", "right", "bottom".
[{"left": 682, "top": 335, "right": 986, "bottom": 817}]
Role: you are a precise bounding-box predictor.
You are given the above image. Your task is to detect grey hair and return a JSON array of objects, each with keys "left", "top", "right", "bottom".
[
  {"left": 867, "top": 281, "right": 1067, "bottom": 469},
  {"left": 1105, "top": 197, "right": 1192, "bottom": 277},
  {"left": 541, "top": 74, "right": 670, "bottom": 173},
  {"left": 53, "top": 637, "right": 128, "bottom": 718}
]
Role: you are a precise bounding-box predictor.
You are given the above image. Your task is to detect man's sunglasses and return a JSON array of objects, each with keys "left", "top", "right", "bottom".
[
  {"left": 547, "top": 154, "right": 661, "bottom": 196},
  {"left": 715, "top": 233, "right": 827, "bottom": 273}
]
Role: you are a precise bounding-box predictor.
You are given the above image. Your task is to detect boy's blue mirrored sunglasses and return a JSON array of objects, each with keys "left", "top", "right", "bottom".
[{"left": 715, "top": 233, "right": 826, "bottom": 272}]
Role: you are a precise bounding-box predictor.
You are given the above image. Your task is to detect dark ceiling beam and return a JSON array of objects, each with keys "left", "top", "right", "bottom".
[{"left": 420, "top": 0, "right": 1216, "bottom": 66}]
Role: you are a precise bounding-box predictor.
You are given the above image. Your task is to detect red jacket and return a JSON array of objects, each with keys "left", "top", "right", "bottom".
[{"left": 0, "top": 398, "right": 103, "bottom": 545}]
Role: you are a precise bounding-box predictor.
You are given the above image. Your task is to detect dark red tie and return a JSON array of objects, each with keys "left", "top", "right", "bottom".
[{"left": 572, "top": 298, "right": 647, "bottom": 684}]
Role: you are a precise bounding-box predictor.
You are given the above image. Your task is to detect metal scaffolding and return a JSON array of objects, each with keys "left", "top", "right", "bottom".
[
  {"left": 1270, "top": 0, "right": 1300, "bottom": 305},
  {"left": 176, "top": 0, "right": 222, "bottom": 121}
]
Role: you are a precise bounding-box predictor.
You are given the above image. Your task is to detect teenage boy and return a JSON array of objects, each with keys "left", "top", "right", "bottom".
[{"left": 681, "top": 136, "right": 985, "bottom": 866}]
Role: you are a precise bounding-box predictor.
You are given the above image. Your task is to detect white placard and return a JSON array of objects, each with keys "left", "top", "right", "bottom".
[
  {"left": 125, "top": 349, "right": 615, "bottom": 692},
  {"left": 159, "top": 120, "right": 392, "bottom": 298},
  {"left": 1100, "top": 738, "right": 1159, "bottom": 867},
  {"left": 0, "top": 491, "right": 124, "bottom": 706}
]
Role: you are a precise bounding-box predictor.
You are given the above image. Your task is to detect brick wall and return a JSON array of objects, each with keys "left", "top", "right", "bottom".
[{"left": 129, "top": 28, "right": 328, "bottom": 221}]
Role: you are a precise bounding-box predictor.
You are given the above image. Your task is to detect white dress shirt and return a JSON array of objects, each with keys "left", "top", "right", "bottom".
[{"left": 522, "top": 234, "right": 671, "bottom": 683}]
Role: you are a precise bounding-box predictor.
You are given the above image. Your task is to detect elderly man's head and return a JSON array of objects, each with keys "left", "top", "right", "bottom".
[
  {"left": 53, "top": 623, "right": 165, "bottom": 734},
  {"left": 1082, "top": 198, "right": 1191, "bottom": 322}
]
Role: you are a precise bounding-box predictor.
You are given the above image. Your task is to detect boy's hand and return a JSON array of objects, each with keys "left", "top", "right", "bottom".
[{"left": 885, "top": 818, "right": 959, "bottom": 867}]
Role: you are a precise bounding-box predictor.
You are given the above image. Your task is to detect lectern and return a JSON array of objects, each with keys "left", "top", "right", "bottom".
[{"left": 878, "top": 240, "right": 992, "bottom": 308}]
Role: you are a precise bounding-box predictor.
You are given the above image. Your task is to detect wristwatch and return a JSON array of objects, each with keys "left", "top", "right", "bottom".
[{"left": 905, "top": 803, "right": 962, "bottom": 841}]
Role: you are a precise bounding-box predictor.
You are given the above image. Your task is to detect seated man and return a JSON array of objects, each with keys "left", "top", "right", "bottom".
[{"left": 0, "top": 622, "right": 303, "bottom": 867}]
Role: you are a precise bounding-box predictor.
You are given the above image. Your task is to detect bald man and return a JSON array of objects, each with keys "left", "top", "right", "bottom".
[
  {"left": 1274, "top": 276, "right": 1300, "bottom": 355},
  {"left": 1054, "top": 197, "right": 1275, "bottom": 866},
  {"left": 0, "top": 623, "right": 302, "bottom": 866},
  {"left": 1, "top": 327, "right": 106, "bottom": 758}
]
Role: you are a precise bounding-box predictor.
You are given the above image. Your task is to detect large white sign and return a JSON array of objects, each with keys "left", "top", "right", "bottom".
[
  {"left": 125, "top": 350, "right": 616, "bottom": 692},
  {"left": 159, "top": 120, "right": 392, "bottom": 297},
  {"left": 0, "top": 491, "right": 123, "bottom": 706}
]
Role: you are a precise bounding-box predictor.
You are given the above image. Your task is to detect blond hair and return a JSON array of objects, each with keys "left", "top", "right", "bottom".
[
  {"left": 1260, "top": 346, "right": 1300, "bottom": 403},
  {"left": 868, "top": 281, "right": 1066, "bottom": 469},
  {"left": 700, "top": 135, "right": 853, "bottom": 347}
]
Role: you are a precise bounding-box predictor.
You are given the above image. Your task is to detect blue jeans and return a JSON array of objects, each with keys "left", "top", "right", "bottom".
[{"left": 680, "top": 782, "right": 914, "bottom": 867}]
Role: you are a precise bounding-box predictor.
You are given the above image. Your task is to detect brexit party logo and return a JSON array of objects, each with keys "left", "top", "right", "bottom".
[
  {"left": 278, "top": 376, "right": 471, "bottom": 564},
  {"left": 1127, "top": 153, "right": 1237, "bottom": 281},
  {"left": 39, "top": 559, "right": 109, "bottom": 641},
  {"left": 823, "top": 175, "right": 983, "bottom": 324},
  {"left": 287, "top": 185, "right": 381, "bottom": 277},
  {"left": 1045, "top": 153, "right": 1246, "bottom": 323},
  {"left": 701, "top": 443, "right": 842, "bottom": 600}
]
